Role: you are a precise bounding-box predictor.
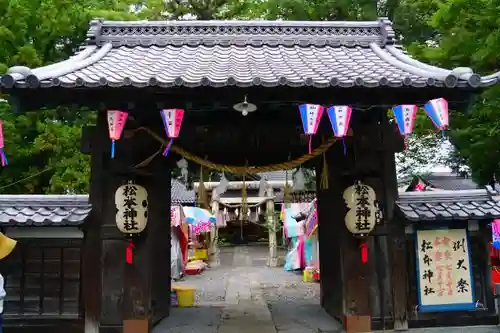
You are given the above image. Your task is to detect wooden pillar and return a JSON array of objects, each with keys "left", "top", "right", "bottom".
[
  {"left": 82, "top": 111, "right": 172, "bottom": 333},
  {"left": 266, "top": 187, "right": 279, "bottom": 267},
  {"left": 389, "top": 222, "right": 409, "bottom": 330},
  {"left": 316, "top": 108, "right": 401, "bottom": 332},
  {"left": 81, "top": 115, "right": 106, "bottom": 333}
]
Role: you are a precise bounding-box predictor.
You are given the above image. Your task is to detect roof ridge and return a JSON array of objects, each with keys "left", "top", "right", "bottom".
[
  {"left": 397, "top": 188, "right": 492, "bottom": 203},
  {"left": 85, "top": 17, "right": 391, "bottom": 48},
  {"left": 0, "top": 194, "right": 91, "bottom": 207}
]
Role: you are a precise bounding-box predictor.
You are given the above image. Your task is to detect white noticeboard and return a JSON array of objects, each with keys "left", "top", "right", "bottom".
[{"left": 415, "top": 228, "right": 475, "bottom": 312}]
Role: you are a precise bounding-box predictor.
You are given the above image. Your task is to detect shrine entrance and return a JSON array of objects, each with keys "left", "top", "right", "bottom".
[{"left": 1, "top": 18, "right": 497, "bottom": 333}]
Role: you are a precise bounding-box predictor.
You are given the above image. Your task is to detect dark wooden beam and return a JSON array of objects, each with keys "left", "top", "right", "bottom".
[{"left": 7, "top": 85, "right": 475, "bottom": 114}]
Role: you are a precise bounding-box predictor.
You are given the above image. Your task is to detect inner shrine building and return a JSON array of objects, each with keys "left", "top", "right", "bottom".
[{"left": 1, "top": 18, "right": 499, "bottom": 333}]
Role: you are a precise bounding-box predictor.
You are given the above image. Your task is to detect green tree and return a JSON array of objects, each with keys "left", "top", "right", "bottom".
[
  {"left": 406, "top": 0, "right": 500, "bottom": 184},
  {"left": 0, "top": 0, "right": 141, "bottom": 194}
]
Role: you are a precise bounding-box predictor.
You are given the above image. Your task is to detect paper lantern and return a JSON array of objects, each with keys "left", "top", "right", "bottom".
[
  {"left": 326, "top": 105, "right": 352, "bottom": 154},
  {"left": 107, "top": 110, "right": 128, "bottom": 159},
  {"left": 343, "top": 182, "right": 377, "bottom": 236},
  {"left": 424, "top": 98, "right": 449, "bottom": 134},
  {"left": 0, "top": 120, "right": 8, "bottom": 167},
  {"left": 299, "top": 104, "right": 324, "bottom": 154},
  {"left": 393, "top": 105, "right": 418, "bottom": 136},
  {"left": 492, "top": 219, "right": 500, "bottom": 249},
  {"left": 160, "top": 109, "right": 185, "bottom": 157},
  {"left": 115, "top": 182, "right": 148, "bottom": 235}
]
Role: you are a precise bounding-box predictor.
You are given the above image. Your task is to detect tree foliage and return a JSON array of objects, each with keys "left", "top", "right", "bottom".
[{"left": 0, "top": 0, "right": 498, "bottom": 192}]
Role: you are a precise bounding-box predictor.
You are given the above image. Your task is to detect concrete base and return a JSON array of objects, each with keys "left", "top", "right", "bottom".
[{"left": 267, "top": 257, "right": 280, "bottom": 267}]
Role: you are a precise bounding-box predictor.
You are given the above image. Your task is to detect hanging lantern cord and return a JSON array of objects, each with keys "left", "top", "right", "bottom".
[
  {"left": 308, "top": 135, "right": 313, "bottom": 154},
  {"left": 342, "top": 138, "right": 347, "bottom": 156},
  {"left": 163, "top": 139, "right": 174, "bottom": 157},
  {"left": 111, "top": 139, "right": 116, "bottom": 159},
  {"left": 0, "top": 149, "right": 8, "bottom": 167}
]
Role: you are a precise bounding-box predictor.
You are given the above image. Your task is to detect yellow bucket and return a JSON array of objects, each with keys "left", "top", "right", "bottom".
[
  {"left": 303, "top": 268, "right": 314, "bottom": 283},
  {"left": 172, "top": 285, "right": 196, "bottom": 307},
  {"left": 194, "top": 248, "right": 208, "bottom": 260}
]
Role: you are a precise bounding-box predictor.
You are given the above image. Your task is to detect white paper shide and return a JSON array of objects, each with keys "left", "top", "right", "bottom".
[
  {"left": 416, "top": 229, "right": 473, "bottom": 307},
  {"left": 115, "top": 183, "right": 148, "bottom": 234}
]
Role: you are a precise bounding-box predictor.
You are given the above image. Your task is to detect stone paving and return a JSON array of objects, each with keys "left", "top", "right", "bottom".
[{"left": 153, "top": 245, "right": 500, "bottom": 333}]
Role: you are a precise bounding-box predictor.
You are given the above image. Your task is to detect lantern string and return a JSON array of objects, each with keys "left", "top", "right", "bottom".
[
  {"left": 308, "top": 135, "right": 312, "bottom": 154},
  {"left": 163, "top": 139, "right": 174, "bottom": 157},
  {"left": 111, "top": 140, "right": 116, "bottom": 159},
  {"left": 342, "top": 138, "right": 346, "bottom": 156}
]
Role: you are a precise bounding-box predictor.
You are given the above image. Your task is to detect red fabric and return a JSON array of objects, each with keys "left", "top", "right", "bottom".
[{"left": 179, "top": 227, "right": 189, "bottom": 266}]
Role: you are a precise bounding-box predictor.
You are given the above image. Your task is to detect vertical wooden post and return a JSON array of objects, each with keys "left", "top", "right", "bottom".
[
  {"left": 266, "top": 187, "right": 278, "bottom": 267},
  {"left": 82, "top": 113, "right": 107, "bottom": 333},
  {"left": 389, "top": 223, "right": 409, "bottom": 331}
]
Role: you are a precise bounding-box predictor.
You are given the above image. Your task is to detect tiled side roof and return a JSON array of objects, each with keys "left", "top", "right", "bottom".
[
  {"left": 425, "top": 176, "right": 478, "bottom": 191},
  {"left": 171, "top": 179, "right": 196, "bottom": 204},
  {"left": 0, "top": 195, "right": 91, "bottom": 226},
  {"left": 258, "top": 171, "right": 289, "bottom": 182},
  {"left": 396, "top": 188, "right": 500, "bottom": 221},
  {"left": 2, "top": 19, "right": 498, "bottom": 90}
]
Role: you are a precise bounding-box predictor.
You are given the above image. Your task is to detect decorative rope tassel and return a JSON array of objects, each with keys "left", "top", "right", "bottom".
[
  {"left": 198, "top": 165, "right": 208, "bottom": 209},
  {"left": 360, "top": 241, "right": 368, "bottom": 264},
  {"left": 320, "top": 153, "right": 329, "bottom": 190},
  {"left": 404, "top": 135, "right": 409, "bottom": 151},
  {"left": 342, "top": 138, "right": 347, "bottom": 156},
  {"left": 126, "top": 240, "right": 135, "bottom": 264},
  {"left": 163, "top": 139, "right": 174, "bottom": 156},
  {"left": 308, "top": 135, "right": 313, "bottom": 154},
  {"left": 111, "top": 139, "right": 116, "bottom": 159}
]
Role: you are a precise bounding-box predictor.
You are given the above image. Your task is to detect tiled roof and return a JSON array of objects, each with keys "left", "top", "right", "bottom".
[
  {"left": 258, "top": 171, "right": 289, "bottom": 182},
  {"left": 396, "top": 188, "right": 500, "bottom": 221},
  {"left": 2, "top": 19, "right": 498, "bottom": 90},
  {"left": 171, "top": 179, "right": 196, "bottom": 204},
  {"left": 425, "top": 175, "right": 478, "bottom": 191},
  {"left": 0, "top": 195, "right": 91, "bottom": 226}
]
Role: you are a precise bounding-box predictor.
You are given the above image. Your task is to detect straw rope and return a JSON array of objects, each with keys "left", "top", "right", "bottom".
[{"left": 136, "top": 127, "right": 335, "bottom": 174}]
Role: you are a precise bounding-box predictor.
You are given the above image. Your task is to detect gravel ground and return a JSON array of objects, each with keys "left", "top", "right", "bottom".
[{"left": 153, "top": 245, "right": 499, "bottom": 333}]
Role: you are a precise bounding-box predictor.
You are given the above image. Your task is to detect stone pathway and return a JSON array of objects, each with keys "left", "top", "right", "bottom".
[
  {"left": 153, "top": 245, "right": 500, "bottom": 333},
  {"left": 153, "top": 245, "right": 343, "bottom": 333}
]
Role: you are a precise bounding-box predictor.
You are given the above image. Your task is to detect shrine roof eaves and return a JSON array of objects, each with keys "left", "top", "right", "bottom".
[
  {"left": 1, "top": 18, "right": 499, "bottom": 90},
  {"left": 396, "top": 187, "right": 500, "bottom": 221}
]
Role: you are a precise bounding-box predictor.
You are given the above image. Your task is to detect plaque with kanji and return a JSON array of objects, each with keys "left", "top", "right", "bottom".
[{"left": 416, "top": 228, "right": 475, "bottom": 312}]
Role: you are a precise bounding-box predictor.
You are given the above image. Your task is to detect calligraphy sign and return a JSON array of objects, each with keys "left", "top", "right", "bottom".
[
  {"left": 343, "top": 182, "right": 377, "bottom": 235},
  {"left": 115, "top": 183, "right": 148, "bottom": 234},
  {"left": 416, "top": 228, "right": 475, "bottom": 312}
]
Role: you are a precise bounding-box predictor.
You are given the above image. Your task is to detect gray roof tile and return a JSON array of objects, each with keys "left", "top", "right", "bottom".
[
  {"left": 2, "top": 19, "right": 498, "bottom": 89},
  {"left": 396, "top": 189, "right": 500, "bottom": 221},
  {"left": 171, "top": 179, "right": 196, "bottom": 204},
  {"left": 0, "top": 195, "right": 91, "bottom": 226}
]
